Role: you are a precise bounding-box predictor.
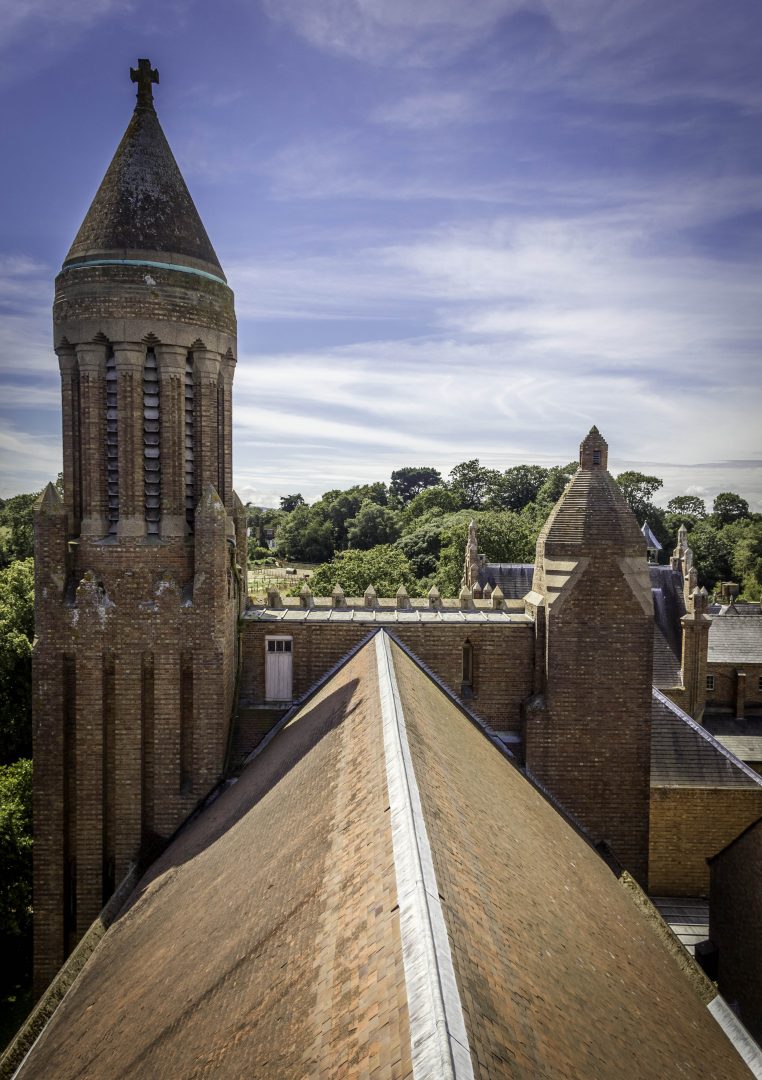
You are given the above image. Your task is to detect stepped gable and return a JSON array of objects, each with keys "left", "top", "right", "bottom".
[
  {"left": 63, "top": 63, "right": 223, "bottom": 278},
  {"left": 536, "top": 428, "right": 645, "bottom": 557},
  {"left": 15, "top": 633, "right": 751, "bottom": 1079}
]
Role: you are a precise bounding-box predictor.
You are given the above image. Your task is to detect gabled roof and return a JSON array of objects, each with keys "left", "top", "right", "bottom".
[
  {"left": 641, "top": 521, "right": 662, "bottom": 549},
  {"left": 17, "top": 635, "right": 751, "bottom": 1079},
  {"left": 651, "top": 688, "right": 762, "bottom": 789},
  {"left": 708, "top": 615, "right": 762, "bottom": 664},
  {"left": 63, "top": 99, "right": 223, "bottom": 276}
]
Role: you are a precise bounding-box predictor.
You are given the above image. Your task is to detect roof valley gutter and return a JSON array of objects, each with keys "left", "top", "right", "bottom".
[{"left": 375, "top": 630, "right": 474, "bottom": 1080}]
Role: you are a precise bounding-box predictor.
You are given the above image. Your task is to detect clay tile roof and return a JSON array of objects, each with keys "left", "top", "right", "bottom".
[
  {"left": 708, "top": 614, "right": 762, "bottom": 664},
  {"left": 651, "top": 688, "right": 762, "bottom": 789},
  {"left": 63, "top": 101, "right": 223, "bottom": 276},
  {"left": 16, "top": 634, "right": 752, "bottom": 1079}
]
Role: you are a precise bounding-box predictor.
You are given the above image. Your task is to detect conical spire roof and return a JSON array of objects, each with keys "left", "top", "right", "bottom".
[{"left": 63, "top": 60, "right": 224, "bottom": 279}]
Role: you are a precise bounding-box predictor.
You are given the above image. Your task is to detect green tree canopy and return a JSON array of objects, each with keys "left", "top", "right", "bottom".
[
  {"left": 0, "top": 757, "right": 32, "bottom": 998},
  {"left": 448, "top": 460, "right": 500, "bottom": 510},
  {"left": 667, "top": 495, "right": 706, "bottom": 520},
  {"left": 687, "top": 520, "right": 735, "bottom": 589},
  {"left": 275, "top": 505, "right": 334, "bottom": 563},
  {"left": 395, "top": 521, "right": 445, "bottom": 578},
  {"left": 0, "top": 493, "right": 38, "bottom": 569},
  {"left": 0, "top": 559, "right": 34, "bottom": 763},
  {"left": 485, "top": 465, "right": 549, "bottom": 512},
  {"left": 279, "top": 493, "right": 305, "bottom": 513},
  {"left": 535, "top": 462, "right": 577, "bottom": 505},
  {"left": 615, "top": 471, "right": 664, "bottom": 523},
  {"left": 346, "top": 501, "right": 401, "bottom": 550},
  {"left": 435, "top": 511, "right": 537, "bottom": 595},
  {"left": 389, "top": 467, "right": 442, "bottom": 506},
  {"left": 401, "top": 486, "right": 459, "bottom": 525},
  {"left": 305, "top": 546, "right": 420, "bottom": 597},
  {"left": 712, "top": 492, "right": 750, "bottom": 525}
]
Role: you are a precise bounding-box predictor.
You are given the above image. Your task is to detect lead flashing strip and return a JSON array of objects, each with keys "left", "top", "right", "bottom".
[
  {"left": 62, "top": 258, "right": 228, "bottom": 286},
  {"left": 707, "top": 996, "right": 762, "bottom": 1078},
  {"left": 375, "top": 631, "right": 474, "bottom": 1080}
]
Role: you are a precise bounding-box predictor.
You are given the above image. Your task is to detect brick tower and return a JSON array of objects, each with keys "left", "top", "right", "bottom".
[
  {"left": 33, "top": 60, "right": 247, "bottom": 991},
  {"left": 525, "top": 427, "right": 653, "bottom": 883}
]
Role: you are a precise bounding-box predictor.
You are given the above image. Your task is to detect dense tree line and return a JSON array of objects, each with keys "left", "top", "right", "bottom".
[
  {"left": 245, "top": 463, "right": 762, "bottom": 600},
  {"left": 0, "top": 495, "right": 35, "bottom": 1046}
]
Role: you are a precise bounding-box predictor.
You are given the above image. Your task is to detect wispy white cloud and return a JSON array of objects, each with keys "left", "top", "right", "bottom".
[
  {"left": 371, "top": 90, "right": 478, "bottom": 129},
  {"left": 263, "top": 0, "right": 527, "bottom": 67}
]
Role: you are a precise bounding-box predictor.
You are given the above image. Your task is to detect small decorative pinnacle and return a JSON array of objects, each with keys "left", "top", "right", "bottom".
[{"left": 130, "top": 58, "right": 159, "bottom": 110}]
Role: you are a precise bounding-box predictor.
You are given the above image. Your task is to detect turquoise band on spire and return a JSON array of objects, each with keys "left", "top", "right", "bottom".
[{"left": 63, "top": 258, "right": 228, "bottom": 286}]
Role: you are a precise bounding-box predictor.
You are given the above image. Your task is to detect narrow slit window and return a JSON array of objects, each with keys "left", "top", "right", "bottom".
[
  {"left": 105, "top": 348, "right": 119, "bottom": 532},
  {"left": 143, "top": 349, "right": 160, "bottom": 534},
  {"left": 185, "top": 354, "right": 195, "bottom": 530},
  {"left": 706, "top": 675, "right": 715, "bottom": 691},
  {"left": 462, "top": 639, "right": 474, "bottom": 697}
]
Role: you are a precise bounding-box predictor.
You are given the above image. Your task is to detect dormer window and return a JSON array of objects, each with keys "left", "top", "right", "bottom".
[{"left": 593, "top": 449, "right": 601, "bottom": 466}]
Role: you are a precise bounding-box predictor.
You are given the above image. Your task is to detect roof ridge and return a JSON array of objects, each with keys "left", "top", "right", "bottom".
[{"left": 375, "top": 632, "right": 474, "bottom": 1079}]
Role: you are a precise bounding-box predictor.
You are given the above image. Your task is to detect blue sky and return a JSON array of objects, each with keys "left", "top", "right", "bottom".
[{"left": 1, "top": 0, "right": 761, "bottom": 509}]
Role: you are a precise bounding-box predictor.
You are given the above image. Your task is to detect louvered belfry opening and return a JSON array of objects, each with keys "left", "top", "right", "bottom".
[
  {"left": 143, "top": 349, "right": 161, "bottom": 534},
  {"left": 105, "top": 348, "right": 119, "bottom": 532},
  {"left": 184, "top": 354, "right": 195, "bottom": 530}
]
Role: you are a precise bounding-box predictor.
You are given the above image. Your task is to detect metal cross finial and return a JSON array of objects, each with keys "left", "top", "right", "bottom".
[{"left": 130, "top": 58, "right": 159, "bottom": 110}]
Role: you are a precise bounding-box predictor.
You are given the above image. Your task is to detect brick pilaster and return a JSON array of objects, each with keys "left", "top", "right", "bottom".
[
  {"left": 219, "top": 353, "right": 235, "bottom": 509},
  {"left": 32, "top": 650, "right": 66, "bottom": 995},
  {"left": 113, "top": 342, "right": 147, "bottom": 539},
  {"left": 192, "top": 348, "right": 221, "bottom": 499},
  {"left": 76, "top": 342, "right": 109, "bottom": 537},
  {"left": 113, "top": 656, "right": 142, "bottom": 881},
  {"left": 156, "top": 344, "right": 188, "bottom": 538},
  {"left": 57, "top": 343, "right": 81, "bottom": 534},
  {"left": 75, "top": 653, "right": 103, "bottom": 935}
]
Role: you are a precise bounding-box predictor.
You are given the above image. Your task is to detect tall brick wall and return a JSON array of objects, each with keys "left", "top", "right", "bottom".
[
  {"left": 526, "top": 559, "right": 654, "bottom": 882},
  {"left": 709, "top": 820, "right": 762, "bottom": 1042},
  {"left": 649, "top": 787, "right": 762, "bottom": 895},
  {"left": 240, "top": 620, "right": 535, "bottom": 733},
  {"left": 525, "top": 430, "right": 654, "bottom": 886},
  {"left": 706, "top": 662, "right": 762, "bottom": 716}
]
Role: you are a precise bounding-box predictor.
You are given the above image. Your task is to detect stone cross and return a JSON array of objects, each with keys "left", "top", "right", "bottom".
[{"left": 130, "top": 59, "right": 159, "bottom": 109}]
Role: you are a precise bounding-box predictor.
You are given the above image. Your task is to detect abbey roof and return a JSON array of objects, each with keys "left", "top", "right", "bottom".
[{"left": 16, "top": 632, "right": 751, "bottom": 1079}]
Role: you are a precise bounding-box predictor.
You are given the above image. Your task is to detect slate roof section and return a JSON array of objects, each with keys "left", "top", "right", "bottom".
[
  {"left": 651, "top": 688, "right": 762, "bottom": 789},
  {"left": 708, "top": 615, "right": 762, "bottom": 664},
  {"left": 641, "top": 521, "right": 662, "bottom": 549},
  {"left": 476, "top": 562, "right": 534, "bottom": 598},
  {"left": 649, "top": 566, "right": 685, "bottom": 688},
  {"left": 17, "top": 635, "right": 753, "bottom": 1079},
  {"left": 63, "top": 97, "right": 223, "bottom": 276}
]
